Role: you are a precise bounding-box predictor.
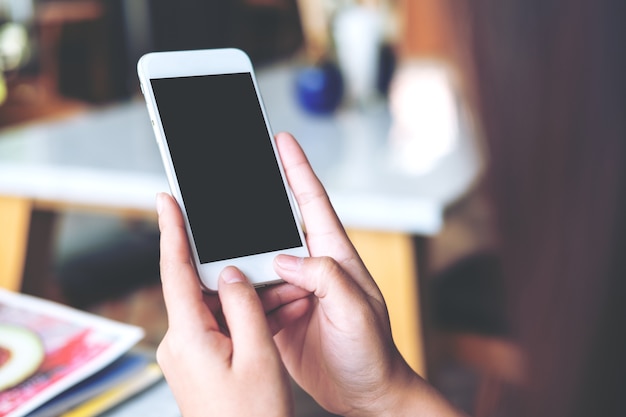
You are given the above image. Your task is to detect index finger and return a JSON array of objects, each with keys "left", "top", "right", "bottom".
[
  {"left": 275, "top": 132, "right": 356, "bottom": 263},
  {"left": 157, "top": 192, "right": 220, "bottom": 333}
]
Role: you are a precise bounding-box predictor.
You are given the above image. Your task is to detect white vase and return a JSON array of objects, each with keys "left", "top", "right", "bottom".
[{"left": 333, "top": 4, "right": 383, "bottom": 107}]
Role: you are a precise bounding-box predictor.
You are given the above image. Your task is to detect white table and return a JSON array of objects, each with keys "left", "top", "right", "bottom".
[{"left": 0, "top": 63, "right": 482, "bottom": 376}]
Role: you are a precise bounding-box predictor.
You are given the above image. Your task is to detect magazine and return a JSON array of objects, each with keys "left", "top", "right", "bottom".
[
  {"left": 26, "top": 351, "right": 162, "bottom": 417},
  {"left": 0, "top": 289, "right": 144, "bottom": 417}
]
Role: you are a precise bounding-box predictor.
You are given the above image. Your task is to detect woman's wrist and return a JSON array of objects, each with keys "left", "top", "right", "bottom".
[
  {"left": 381, "top": 374, "right": 466, "bottom": 417},
  {"left": 352, "top": 357, "right": 466, "bottom": 417}
]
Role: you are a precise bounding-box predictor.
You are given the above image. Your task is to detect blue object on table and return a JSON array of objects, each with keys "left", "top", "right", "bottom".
[{"left": 294, "top": 62, "right": 343, "bottom": 115}]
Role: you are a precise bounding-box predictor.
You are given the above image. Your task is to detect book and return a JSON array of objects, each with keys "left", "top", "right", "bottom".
[
  {"left": 60, "top": 361, "right": 162, "bottom": 417},
  {"left": 26, "top": 352, "right": 162, "bottom": 417},
  {"left": 0, "top": 289, "right": 146, "bottom": 417}
]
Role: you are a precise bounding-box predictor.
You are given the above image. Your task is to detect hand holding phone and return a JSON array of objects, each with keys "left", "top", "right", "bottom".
[
  {"left": 155, "top": 132, "right": 461, "bottom": 417},
  {"left": 137, "top": 48, "right": 309, "bottom": 291}
]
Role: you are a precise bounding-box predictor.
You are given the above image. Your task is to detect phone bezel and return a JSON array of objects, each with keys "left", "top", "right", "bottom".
[{"left": 137, "top": 48, "right": 309, "bottom": 291}]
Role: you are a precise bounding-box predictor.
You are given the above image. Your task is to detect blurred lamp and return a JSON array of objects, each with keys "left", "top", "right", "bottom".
[{"left": 0, "top": 22, "right": 29, "bottom": 104}]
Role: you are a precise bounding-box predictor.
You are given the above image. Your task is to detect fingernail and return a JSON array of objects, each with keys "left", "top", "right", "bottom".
[
  {"left": 275, "top": 255, "right": 303, "bottom": 271},
  {"left": 156, "top": 193, "right": 165, "bottom": 215},
  {"left": 221, "top": 266, "right": 246, "bottom": 284}
]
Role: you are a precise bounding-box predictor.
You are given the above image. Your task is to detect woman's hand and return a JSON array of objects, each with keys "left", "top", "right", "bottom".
[
  {"left": 156, "top": 192, "right": 294, "bottom": 417},
  {"left": 263, "top": 132, "right": 464, "bottom": 417}
]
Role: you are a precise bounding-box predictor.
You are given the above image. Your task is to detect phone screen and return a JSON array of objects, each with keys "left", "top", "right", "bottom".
[{"left": 151, "top": 72, "right": 303, "bottom": 264}]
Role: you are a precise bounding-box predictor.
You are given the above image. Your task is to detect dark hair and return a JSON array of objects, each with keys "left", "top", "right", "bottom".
[{"left": 454, "top": 0, "right": 626, "bottom": 415}]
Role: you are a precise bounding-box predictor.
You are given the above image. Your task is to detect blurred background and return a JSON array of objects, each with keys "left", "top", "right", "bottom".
[
  {"left": 0, "top": 0, "right": 307, "bottom": 125},
  {"left": 0, "top": 1, "right": 509, "bottom": 415}
]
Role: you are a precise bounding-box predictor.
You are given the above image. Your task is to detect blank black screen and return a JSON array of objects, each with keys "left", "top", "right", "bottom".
[{"left": 151, "top": 73, "right": 302, "bottom": 263}]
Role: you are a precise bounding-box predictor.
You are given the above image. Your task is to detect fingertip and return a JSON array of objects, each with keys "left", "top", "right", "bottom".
[
  {"left": 217, "top": 267, "right": 274, "bottom": 355},
  {"left": 220, "top": 266, "right": 248, "bottom": 285},
  {"left": 275, "top": 131, "right": 294, "bottom": 142},
  {"left": 274, "top": 254, "right": 304, "bottom": 272},
  {"left": 156, "top": 192, "right": 176, "bottom": 213},
  {"left": 156, "top": 192, "right": 166, "bottom": 215},
  {"left": 275, "top": 132, "right": 301, "bottom": 157},
  {"left": 156, "top": 193, "right": 181, "bottom": 233},
  {"left": 218, "top": 267, "right": 259, "bottom": 307}
]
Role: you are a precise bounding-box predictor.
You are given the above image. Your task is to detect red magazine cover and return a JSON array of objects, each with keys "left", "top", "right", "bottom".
[{"left": 0, "top": 289, "right": 144, "bottom": 417}]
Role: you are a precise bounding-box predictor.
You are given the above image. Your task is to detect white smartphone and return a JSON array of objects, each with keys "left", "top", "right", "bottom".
[{"left": 137, "top": 48, "right": 309, "bottom": 291}]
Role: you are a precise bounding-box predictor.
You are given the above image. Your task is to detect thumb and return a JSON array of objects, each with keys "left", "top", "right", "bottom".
[
  {"left": 218, "top": 267, "right": 277, "bottom": 362},
  {"left": 273, "top": 255, "right": 364, "bottom": 310}
]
